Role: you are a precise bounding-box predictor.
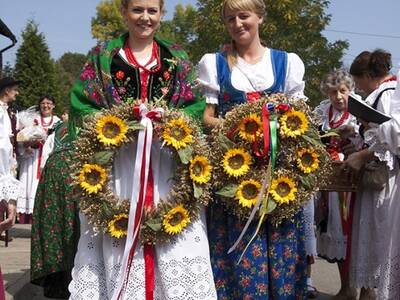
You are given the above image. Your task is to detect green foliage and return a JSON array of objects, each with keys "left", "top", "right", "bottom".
[
  {"left": 91, "top": 0, "right": 125, "bottom": 41},
  {"left": 90, "top": 0, "right": 348, "bottom": 106},
  {"left": 55, "top": 52, "right": 87, "bottom": 112},
  {"left": 14, "top": 20, "right": 60, "bottom": 109}
]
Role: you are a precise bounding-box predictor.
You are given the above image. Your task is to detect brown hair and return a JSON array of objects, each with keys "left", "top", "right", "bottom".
[
  {"left": 350, "top": 49, "right": 392, "bottom": 79},
  {"left": 121, "top": 0, "right": 165, "bottom": 14},
  {"left": 221, "top": 0, "right": 266, "bottom": 69}
]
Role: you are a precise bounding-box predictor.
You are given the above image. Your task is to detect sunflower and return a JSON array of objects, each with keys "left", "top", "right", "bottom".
[
  {"left": 189, "top": 156, "right": 212, "bottom": 184},
  {"left": 279, "top": 110, "right": 309, "bottom": 138},
  {"left": 79, "top": 164, "right": 107, "bottom": 194},
  {"left": 162, "top": 118, "right": 193, "bottom": 149},
  {"left": 108, "top": 213, "right": 129, "bottom": 239},
  {"left": 222, "top": 148, "right": 252, "bottom": 177},
  {"left": 297, "top": 148, "right": 320, "bottom": 173},
  {"left": 96, "top": 115, "right": 128, "bottom": 146},
  {"left": 269, "top": 176, "right": 297, "bottom": 205},
  {"left": 236, "top": 179, "right": 262, "bottom": 208},
  {"left": 238, "top": 114, "right": 263, "bottom": 142},
  {"left": 163, "top": 205, "right": 191, "bottom": 235}
]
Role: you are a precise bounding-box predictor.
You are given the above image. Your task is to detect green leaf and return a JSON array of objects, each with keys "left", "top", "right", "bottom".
[
  {"left": 216, "top": 184, "right": 238, "bottom": 198},
  {"left": 302, "top": 133, "right": 323, "bottom": 147},
  {"left": 177, "top": 146, "right": 193, "bottom": 164},
  {"left": 145, "top": 219, "right": 162, "bottom": 232},
  {"left": 93, "top": 150, "right": 114, "bottom": 165},
  {"left": 193, "top": 183, "right": 203, "bottom": 199},
  {"left": 319, "top": 130, "right": 340, "bottom": 138},
  {"left": 218, "top": 134, "right": 235, "bottom": 152},
  {"left": 300, "top": 175, "right": 316, "bottom": 190},
  {"left": 101, "top": 201, "right": 114, "bottom": 218},
  {"left": 127, "top": 121, "right": 145, "bottom": 131}
]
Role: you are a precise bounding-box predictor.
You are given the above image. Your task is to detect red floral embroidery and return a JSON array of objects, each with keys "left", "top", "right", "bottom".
[
  {"left": 115, "top": 70, "right": 125, "bottom": 80},
  {"left": 163, "top": 71, "right": 171, "bottom": 81}
]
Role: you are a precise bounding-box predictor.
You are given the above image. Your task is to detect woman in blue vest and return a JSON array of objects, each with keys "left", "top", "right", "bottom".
[{"left": 198, "top": 0, "right": 308, "bottom": 298}]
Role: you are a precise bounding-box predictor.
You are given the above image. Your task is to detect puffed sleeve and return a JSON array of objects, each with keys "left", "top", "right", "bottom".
[
  {"left": 197, "top": 53, "right": 220, "bottom": 105},
  {"left": 285, "top": 53, "right": 306, "bottom": 99}
]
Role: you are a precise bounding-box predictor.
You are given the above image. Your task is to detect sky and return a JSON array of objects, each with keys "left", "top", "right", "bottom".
[{"left": 1, "top": 0, "right": 400, "bottom": 71}]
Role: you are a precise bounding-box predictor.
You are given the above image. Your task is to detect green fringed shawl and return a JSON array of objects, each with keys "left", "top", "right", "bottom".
[{"left": 68, "top": 33, "right": 205, "bottom": 139}]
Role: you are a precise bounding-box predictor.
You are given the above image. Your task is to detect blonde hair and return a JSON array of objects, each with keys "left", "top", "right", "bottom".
[
  {"left": 221, "top": 0, "right": 266, "bottom": 69},
  {"left": 120, "top": 0, "right": 165, "bottom": 14}
]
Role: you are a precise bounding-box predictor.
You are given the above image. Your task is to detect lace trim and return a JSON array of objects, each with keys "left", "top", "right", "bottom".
[
  {"left": 365, "top": 128, "right": 395, "bottom": 170},
  {"left": 0, "top": 176, "right": 23, "bottom": 201},
  {"left": 378, "top": 254, "right": 400, "bottom": 300},
  {"left": 70, "top": 257, "right": 216, "bottom": 300}
]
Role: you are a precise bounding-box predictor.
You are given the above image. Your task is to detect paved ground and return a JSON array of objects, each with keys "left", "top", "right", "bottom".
[{"left": 1, "top": 224, "right": 342, "bottom": 300}]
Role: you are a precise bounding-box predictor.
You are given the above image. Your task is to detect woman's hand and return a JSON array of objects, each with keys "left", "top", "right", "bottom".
[
  {"left": 203, "top": 104, "right": 221, "bottom": 129},
  {"left": 342, "top": 148, "right": 374, "bottom": 177},
  {"left": 0, "top": 200, "right": 17, "bottom": 233}
]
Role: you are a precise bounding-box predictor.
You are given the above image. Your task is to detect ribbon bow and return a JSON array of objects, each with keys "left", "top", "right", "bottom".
[{"left": 113, "top": 104, "right": 164, "bottom": 300}]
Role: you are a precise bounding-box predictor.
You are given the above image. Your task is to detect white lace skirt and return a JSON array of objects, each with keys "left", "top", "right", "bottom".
[
  {"left": 69, "top": 142, "right": 217, "bottom": 300},
  {"left": 316, "top": 192, "right": 347, "bottom": 260}
]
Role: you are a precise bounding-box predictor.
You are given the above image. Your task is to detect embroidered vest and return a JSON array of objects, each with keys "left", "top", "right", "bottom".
[{"left": 216, "top": 49, "right": 287, "bottom": 116}]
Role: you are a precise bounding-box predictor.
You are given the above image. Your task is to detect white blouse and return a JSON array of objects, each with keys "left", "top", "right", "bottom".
[{"left": 197, "top": 48, "right": 306, "bottom": 105}]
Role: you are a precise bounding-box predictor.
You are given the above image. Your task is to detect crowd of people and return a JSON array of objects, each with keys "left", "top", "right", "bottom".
[{"left": 0, "top": 0, "right": 399, "bottom": 299}]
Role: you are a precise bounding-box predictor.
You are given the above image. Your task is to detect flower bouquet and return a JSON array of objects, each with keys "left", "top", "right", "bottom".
[
  {"left": 210, "top": 94, "right": 332, "bottom": 226},
  {"left": 71, "top": 101, "right": 213, "bottom": 245}
]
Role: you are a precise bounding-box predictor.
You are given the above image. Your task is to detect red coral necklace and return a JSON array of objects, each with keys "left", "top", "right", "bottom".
[
  {"left": 328, "top": 105, "right": 349, "bottom": 129},
  {"left": 123, "top": 40, "right": 161, "bottom": 74}
]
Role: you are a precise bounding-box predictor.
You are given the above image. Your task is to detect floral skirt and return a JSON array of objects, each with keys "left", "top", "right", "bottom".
[
  {"left": 207, "top": 202, "right": 307, "bottom": 300},
  {"left": 30, "top": 150, "right": 80, "bottom": 297}
]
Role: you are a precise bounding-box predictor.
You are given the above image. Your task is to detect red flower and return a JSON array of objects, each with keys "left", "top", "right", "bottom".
[
  {"left": 246, "top": 91, "right": 261, "bottom": 103},
  {"left": 163, "top": 71, "right": 171, "bottom": 81},
  {"left": 115, "top": 70, "right": 125, "bottom": 80},
  {"left": 33, "top": 119, "right": 39, "bottom": 125},
  {"left": 276, "top": 103, "right": 290, "bottom": 113}
]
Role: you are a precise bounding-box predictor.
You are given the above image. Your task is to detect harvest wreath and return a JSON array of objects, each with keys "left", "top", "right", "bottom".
[
  {"left": 71, "top": 102, "right": 212, "bottom": 245},
  {"left": 210, "top": 94, "right": 332, "bottom": 226}
]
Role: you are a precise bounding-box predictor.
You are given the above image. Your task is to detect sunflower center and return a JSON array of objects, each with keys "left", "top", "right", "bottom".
[
  {"left": 85, "top": 170, "right": 101, "bottom": 185},
  {"left": 171, "top": 126, "right": 186, "bottom": 141},
  {"left": 242, "top": 183, "right": 259, "bottom": 200},
  {"left": 114, "top": 217, "right": 128, "bottom": 231},
  {"left": 301, "top": 153, "right": 313, "bottom": 166},
  {"left": 169, "top": 212, "right": 184, "bottom": 226},
  {"left": 286, "top": 116, "right": 301, "bottom": 130},
  {"left": 244, "top": 120, "right": 259, "bottom": 134},
  {"left": 228, "top": 154, "right": 245, "bottom": 170},
  {"left": 102, "top": 122, "right": 121, "bottom": 138},
  {"left": 193, "top": 161, "right": 204, "bottom": 176},
  {"left": 276, "top": 182, "right": 290, "bottom": 197}
]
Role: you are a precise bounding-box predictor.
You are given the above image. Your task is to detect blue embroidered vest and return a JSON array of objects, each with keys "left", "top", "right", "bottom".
[{"left": 216, "top": 49, "right": 288, "bottom": 116}]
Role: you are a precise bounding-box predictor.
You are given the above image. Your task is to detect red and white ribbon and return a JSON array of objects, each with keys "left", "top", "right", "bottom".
[{"left": 112, "top": 104, "right": 164, "bottom": 300}]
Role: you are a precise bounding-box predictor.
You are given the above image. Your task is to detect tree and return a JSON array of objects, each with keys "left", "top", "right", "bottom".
[
  {"left": 14, "top": 20, "right": 60, "bottom": 109},
  {"left": 193, "top": 0, "right": 348, "bottom": 105},
  {"left": 55, "top": 52, "right": 87, "bottom": 111}
]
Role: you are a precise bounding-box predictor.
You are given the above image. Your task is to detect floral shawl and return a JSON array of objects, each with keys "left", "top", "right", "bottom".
[{"left": 68, "top": 33, "right": 205, "bottom": 139}]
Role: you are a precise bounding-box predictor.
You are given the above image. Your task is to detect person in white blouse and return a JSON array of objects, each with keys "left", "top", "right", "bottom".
[
  {"left": 0, "top": 77, "right": 22, "bottom": 235},
  {"left": 197, "top": 0, "right": 308, "bottom": 298},
  {"left": 344, "top": 50, "right": 398, "bottom": 300},
  {"left": 313, "top": 69, "right": 363, "bottom": 300},
  {"left": 17, "top": 95, "right": 60, "bottom": 224}
]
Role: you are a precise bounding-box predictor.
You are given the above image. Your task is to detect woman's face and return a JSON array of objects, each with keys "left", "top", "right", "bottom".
[
  {"left": 328, "top": 83, "right": 350, "bottom": 112},
  {"left": 39, "top": 98, "right": 55, "bottom": 117},
  {"left": 223, "top": 7, "right": 262, "bottom": 47},
  {"left": 122, "top": 0, "right": 162, "bottom": 41}
]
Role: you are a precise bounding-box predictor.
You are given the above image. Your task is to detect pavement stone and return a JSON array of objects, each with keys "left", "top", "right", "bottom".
[{"left": 1, "top": 224, "right": 342, "bottom": 299}]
